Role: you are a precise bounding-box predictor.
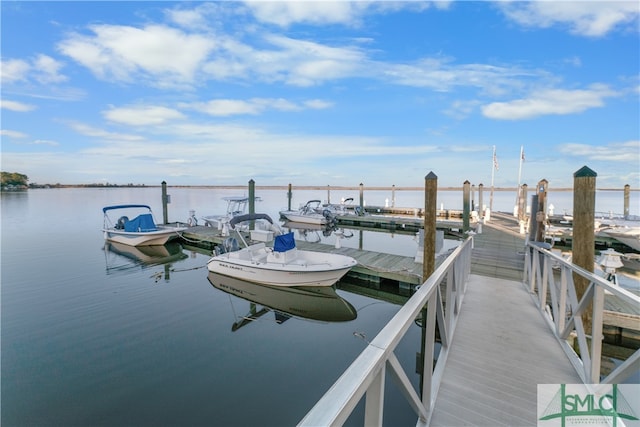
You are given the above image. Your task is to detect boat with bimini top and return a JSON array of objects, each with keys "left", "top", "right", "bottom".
[
  {"left": 206, "top": 213, "right": 357, "bottom": 287},
  {"left": 102, "top": 204, "right": 188, "bottom": 246}
]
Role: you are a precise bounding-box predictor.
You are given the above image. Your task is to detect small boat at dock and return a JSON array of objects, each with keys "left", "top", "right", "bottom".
[
  {"left": 102, "top": 204, "right": 188, "bottom": 246},
  {"left": 206, "top": 213, "right": 357, "bottom": 287},
  {"left": 280, "top": 199, "right": 335, "bottom": 225},
  {"left": 201, "top": 196, "right": 261, "bottom": 228}
]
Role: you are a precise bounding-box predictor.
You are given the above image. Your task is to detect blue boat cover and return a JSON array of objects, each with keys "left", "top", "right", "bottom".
[
  {"left": 273, "top": 232, "right": 296, "bottom": 252},
  {"left": 124, "top": 213, "right": 158, "bottom": 232}
]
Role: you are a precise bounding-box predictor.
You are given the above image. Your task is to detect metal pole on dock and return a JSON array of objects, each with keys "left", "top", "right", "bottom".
[
  {"left": 573, "top": 166, "right": 597, "bottom": 329},
  {"left": 161, "top": 181, "right": 168, "bottom": 224},
  {"left": 624, "top": 184, "right": 630, "bottom": 220},
  {"left": 462, "top": 180, "right": 470, "bottom": 232},
  {"left": 534, "top": 179, "right": 548, "bottom": 242},
  {"left": 287, "top": 184, "right": 292, "bottom": 211}
]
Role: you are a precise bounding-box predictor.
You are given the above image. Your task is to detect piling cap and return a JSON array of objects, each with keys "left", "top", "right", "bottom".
[
  {"left": 574, "top": 166, "right": 597, "bottom": 178},
  {"left": 425, "top": 172, "right": 437, "bottom": 180}
]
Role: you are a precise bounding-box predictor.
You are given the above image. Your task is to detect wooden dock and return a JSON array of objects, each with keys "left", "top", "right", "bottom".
[{"left": 429, "top": 274, "right": 583, "bottom": 426}]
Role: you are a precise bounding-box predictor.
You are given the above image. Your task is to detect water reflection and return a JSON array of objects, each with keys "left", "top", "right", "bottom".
[
  {"left": 103, "top": 240, "right": 188, "bottom": 275},
  {"left": 282, "top": 220, "right": 354, "bottom": 243},
  {"left": 207, "top": 272, "right": 357, "bottom": 330}
]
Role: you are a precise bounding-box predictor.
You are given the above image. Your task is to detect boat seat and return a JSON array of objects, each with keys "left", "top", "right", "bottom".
[{"left": 267, "top": 248, "right": 298, "bottom": 264}]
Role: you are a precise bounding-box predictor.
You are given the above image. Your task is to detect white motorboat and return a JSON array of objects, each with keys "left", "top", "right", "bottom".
[
  {"left": 102, "top": 204, "right": 188, "bottom": 246},
  {"left": 600, "top": 226, "right": 640, "bottom": 252},
  {"left": 279, "top": 199, "right": 335, "bottom": 225},
  {"left": 206, "top": 213, "right": 357, "bottom": 287},
  {"left": 207, "top": 272, "right": 357, "bottom": 327},
  {"left": 201, "top": 196, "right": 261, "bottom": 228}
]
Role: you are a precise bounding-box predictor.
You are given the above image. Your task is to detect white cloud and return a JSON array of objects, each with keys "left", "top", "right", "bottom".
[
  {"left": 103, "top": 105, "right": 185, "bottom": 126},
  {"left": 32, "top": 139, "right": 59, "bottom": 147},
  {"left": 481, "top": 85, "right": 617, "bottom": 120},
  {"left": 33, "top": 54, "right": 67, "bottom": 84},
  {"left": 0, "top": 59, "right": 30, "bottom": 84},
  {"left": 57, "top": 24, "right": 215, "bottom": 87},
  {"left": 67, "top": 121, "right": 145, "bottom": 142},
  {"left": 1, "top": 99, "right": 36, "bottom": 112},
  {"left": 1, "top": 129, "right": 29, "bottom": 139},
  {"left": 558, "top": 141, "right": 640, "bottom": 163},
  {"left": 243, "top": 1, "right": 367, "bottom": 27},
  {"left": 1, "top": 55, "right": 66, "bottom": 85},
  {"left": 182, "top": 97, "right": 333, "bottom": 116},
  {"left": 243, "top": 1, "right": 442, "bottom": 27},
  {"left": 498, "top": 2, "right": 639, "bottom": 37}
]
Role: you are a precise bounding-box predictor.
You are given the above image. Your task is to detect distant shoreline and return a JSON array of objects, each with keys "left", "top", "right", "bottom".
[{"left": 18, "top": 184, "right": 637, "bottom": 192}]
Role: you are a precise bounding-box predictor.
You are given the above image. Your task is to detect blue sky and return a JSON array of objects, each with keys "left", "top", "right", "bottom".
[{"left": 1, "top": 1, "right": 639, "bottom": 188}]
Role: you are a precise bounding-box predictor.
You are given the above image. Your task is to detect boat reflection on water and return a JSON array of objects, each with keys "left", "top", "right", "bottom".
[
  {"left": 103, "top": 240, "right": 188, "bottom": 276},
  {"left": 282, "top": 220, "right": 354, "bottom": 243},
  {"left": 207, "top": 272, "right": 357, "bottom": 330}
]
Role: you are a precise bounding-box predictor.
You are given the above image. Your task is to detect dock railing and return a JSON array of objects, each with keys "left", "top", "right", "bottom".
[
  {"left": 298, "top": 237, "right": 473, "bottom": 427},
  {"left": 524, "top": 242, "right": 640, "bottom": 384}
]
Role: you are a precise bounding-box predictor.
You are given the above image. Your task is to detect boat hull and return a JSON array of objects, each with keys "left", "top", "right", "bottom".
[
  {"left": 601, "top": 229, "right": 640, "bottom": 251},
  {"left": 207, "top": 249, "right": 356, "bottom": 287},
  {"left": 103, "top": 226, "right": 187, "bottom": 246},
  {"left": 280, "top": 211, "right": 327, "bottom": 225}
]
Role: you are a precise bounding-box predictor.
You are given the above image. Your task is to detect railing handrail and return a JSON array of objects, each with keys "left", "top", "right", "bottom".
[
  {"left": 298, "top": 237, "right": 473, "bottom": 427},
  {"left": 524, "top": 241, "right": 640, "bottom": 385}
]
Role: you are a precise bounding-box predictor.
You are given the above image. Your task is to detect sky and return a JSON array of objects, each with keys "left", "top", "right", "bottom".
[{"left": 1, "top": 1, "right": 639, "bottom": 189}]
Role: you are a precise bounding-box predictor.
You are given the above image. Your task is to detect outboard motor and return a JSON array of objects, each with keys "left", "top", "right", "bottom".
[{"left": 116, "top": 216, "right": 129, "bottom": 229}]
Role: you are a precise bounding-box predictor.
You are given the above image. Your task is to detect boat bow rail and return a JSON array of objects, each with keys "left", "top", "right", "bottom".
[
  {"left": 298, "top": 237, "right": 473, "bottom": 427},
  {"left": 524, "top": 242, "right": 640, "bottom": 385}
]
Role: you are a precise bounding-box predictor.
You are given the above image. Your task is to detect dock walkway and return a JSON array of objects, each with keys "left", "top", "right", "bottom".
[
  {"left": 429, "top": 274, "right": 582, "bottom": 426},
  {"left": 428, "top": 215, "right": 582, "bottom": 425}
]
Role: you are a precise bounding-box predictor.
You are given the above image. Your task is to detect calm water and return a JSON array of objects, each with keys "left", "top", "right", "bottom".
[
  {"left": 2, "top": 187, "right": 638, "bottom": 426},
  {"left": 1, "top": 188, "right": 425, "bottom": 427}
]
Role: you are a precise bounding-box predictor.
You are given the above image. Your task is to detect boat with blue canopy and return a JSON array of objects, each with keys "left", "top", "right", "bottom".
[{"left": 102, "top": 204, "right": 188, "bottom": 246}]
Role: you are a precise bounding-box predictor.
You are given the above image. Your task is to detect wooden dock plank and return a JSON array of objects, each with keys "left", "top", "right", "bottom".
[{"left": 430, "top": 274, "right": 583, "bottom": 426}]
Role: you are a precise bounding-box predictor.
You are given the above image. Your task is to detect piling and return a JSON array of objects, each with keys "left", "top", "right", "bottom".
[
  {"left": 287, "top": 184, "right": 292, "bottom": 211},
  {"left": 471, "top": 184, "right": 476, "bottom": 212},
  {"left": 528, "top": 194, "right": 539, "bottom": 242},
  {"left": 359, "top": 183, "right": 364, "bottom": 213},
  {"left": 624, "top": 184, "right": 630, "bottom": 220},
  {"left": 423, "top": 173, "right": 437, "bottom": 279},
  {"left": 462, "top": 180, "right": 470, "bottom": 232},
  {"left": 573, "top": 166, "right": 597, "bottom": 329},
  {"left": 518, "top": 184, "right": 528, "bottom": 223},
  {"left": 391, "top": 185, "right": 396, "bottom": 207},
  {"left": 327, "top": 185, "right": 331, "bottom": 205},
  {"left": 248, "top": 179, "right": 256, "bottom": 215},
  {"left": 478, "top": 184, "right": 484, "bottom": 219},
  {"left": 161, "top": 181, "right": 168, "bottom": 224},
  {"left": 534, "top": 179, "right": 548, "bottom": 242}
]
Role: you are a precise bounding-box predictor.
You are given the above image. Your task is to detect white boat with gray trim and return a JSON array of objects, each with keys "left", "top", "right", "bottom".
[
  {"left": 206, "top": 213, "right": 357, "bottom": 287},
  {"left": 102, "top": 204, "right": 188, "bottom": 246}
]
